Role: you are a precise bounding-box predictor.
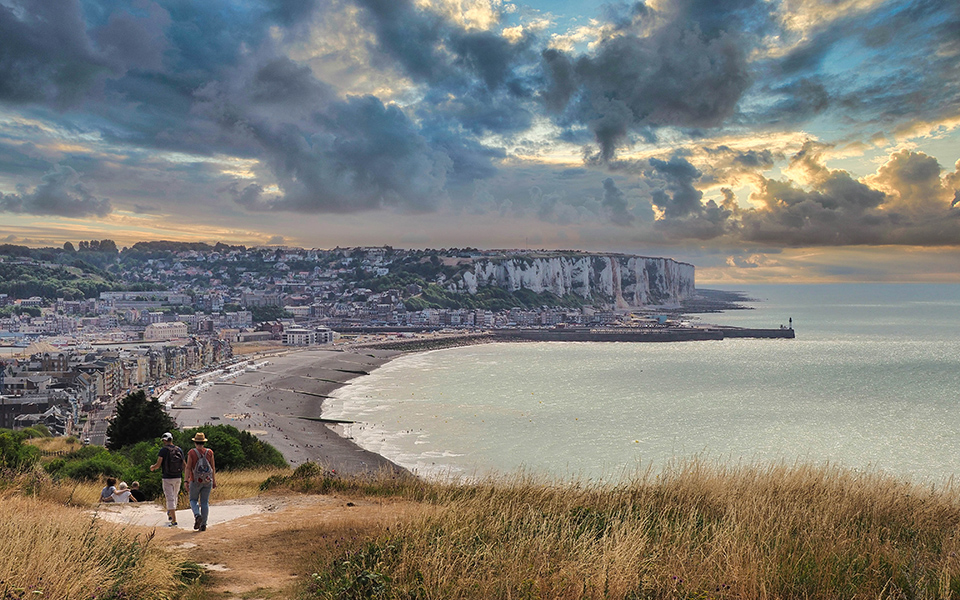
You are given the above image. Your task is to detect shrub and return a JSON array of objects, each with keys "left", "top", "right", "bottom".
[
  {"left": 59, "top": 456, "right": 128, "bottom": 481},
  {"left": 178, "top": 424, "right": 287, "bottom": 471},
  {"left": 0, "top": 429, "right": 41, "bottom": 472}
]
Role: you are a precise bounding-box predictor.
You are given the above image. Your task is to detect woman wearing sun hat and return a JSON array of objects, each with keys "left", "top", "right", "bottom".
[{"left": 185, "top": 431, "right": 216, "bottom": 531}]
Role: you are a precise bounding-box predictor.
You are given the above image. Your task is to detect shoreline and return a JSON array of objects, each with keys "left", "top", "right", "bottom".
[
  {"left": 173, "top": 290, "right": 778, "bottom": 477},
  {"left": 171, "top": 347, "right": 408, "bottom": 476}
]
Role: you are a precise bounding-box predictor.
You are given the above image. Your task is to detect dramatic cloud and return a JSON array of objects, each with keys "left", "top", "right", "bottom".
[
  {"left": 741, "top": 144, "right": 960, "bottom": 246},
  {"left": 541, "top": 0, "right": 762, "bottom": 159},
  {"left": 646, "top": 155, "right": 705, "bottom": 218},
  {"left": 868, "top": 150, "right": 959, "bottom": 214},
  {"left": 234, "top": 95, "right": 450, "bottom": 213},
  {"left": 0, "top": 0, "right": 958, "bottom": 264},
  {"left": 0, "top": 164, "right": 111, "bottom": 217},
  {"left": 601, "top": 177, "right": 634, "bottom": 225},
  {"left": 0, "top": 0, "right": 104, "bottom": 105}
]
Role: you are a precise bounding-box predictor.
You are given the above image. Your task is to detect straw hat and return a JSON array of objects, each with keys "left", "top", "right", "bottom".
[{"left": 191, "top": 432, "right": 208, "bottom": 443}]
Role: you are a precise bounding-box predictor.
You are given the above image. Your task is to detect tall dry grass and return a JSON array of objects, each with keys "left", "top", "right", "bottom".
[
  {"left": 302, "top": 459, "right": 960, "bottom": 600},
  {"left": 214, "top": 466, "right": 291, "bottom": 500},
  {"left": 25, "top": 436, "right": 83, "bottom": 455},
  {"left": 0, "top": 490, "right": 188, "bottom": 599}
]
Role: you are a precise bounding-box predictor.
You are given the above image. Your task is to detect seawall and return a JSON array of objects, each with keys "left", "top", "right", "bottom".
[{"left": 492, "top": 327, "right": 794, "bottom": 342}]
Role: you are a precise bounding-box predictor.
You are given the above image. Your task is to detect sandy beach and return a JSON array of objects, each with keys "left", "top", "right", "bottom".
[{"left": 170, "top": 347, "right": 404, "bottom": 476}]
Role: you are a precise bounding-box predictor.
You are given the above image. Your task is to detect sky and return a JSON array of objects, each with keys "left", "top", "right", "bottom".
[{"left": 0, "top": 0, "right": 958, "bottom": 283}]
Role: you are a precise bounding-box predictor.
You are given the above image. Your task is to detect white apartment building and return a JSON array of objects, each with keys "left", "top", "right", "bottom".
[
  {"left": 282, "top": 327, "right": 336, "bottom": 346},
  {"left": 282, "top": 328, "right": 313, "bottom": 346}
]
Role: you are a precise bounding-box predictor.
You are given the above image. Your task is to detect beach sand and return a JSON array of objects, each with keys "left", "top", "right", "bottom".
[{"left": 170, "top": 347, "right": 404, "bottom": 476}]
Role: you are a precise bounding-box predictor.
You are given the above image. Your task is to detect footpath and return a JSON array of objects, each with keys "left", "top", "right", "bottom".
[{"left": 97, "top": 493, "right": 415, "bottom": 598}]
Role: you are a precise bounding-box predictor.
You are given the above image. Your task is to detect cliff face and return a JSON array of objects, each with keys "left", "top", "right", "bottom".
[{"left": 448, "top": 254, "right": 695, "bottom": 308}]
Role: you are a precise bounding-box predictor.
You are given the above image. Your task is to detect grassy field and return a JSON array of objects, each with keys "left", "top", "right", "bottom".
[
  {"left": 269, "top": 460, "right": 960, "bottom": 600},
  {"left": 5, "top": 459, "right": 960, "bottom": 599}
]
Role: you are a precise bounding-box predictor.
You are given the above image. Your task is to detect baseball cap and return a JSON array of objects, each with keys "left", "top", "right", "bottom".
[{"left": 161, "top": 432, "right": 173, "bottom": 441}]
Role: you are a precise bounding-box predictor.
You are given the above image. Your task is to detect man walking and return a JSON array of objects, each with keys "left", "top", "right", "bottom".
[
  {"left": 185, "top": 431, "right": 216, "bottom": 531},
  {"left": 150, "top": 432, "right": 184, "bottom": 527}
]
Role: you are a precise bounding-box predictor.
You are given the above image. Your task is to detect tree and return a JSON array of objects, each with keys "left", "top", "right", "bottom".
[
  {"left": 106, "top": 390, "right": 177, "bottom": 450},
  {"left": 250, "top": 304, "right": 292, "bottom": 323},
  {"left": 63, "top": 241, "right": 76, "bottom": 252}
]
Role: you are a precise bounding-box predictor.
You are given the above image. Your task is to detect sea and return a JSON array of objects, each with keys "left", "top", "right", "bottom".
[{"left": 324, "top": 284, "right": 960, "bottom": 484}]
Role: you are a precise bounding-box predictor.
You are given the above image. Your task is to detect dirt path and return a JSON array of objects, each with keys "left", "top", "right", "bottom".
[{"left": 98, "top": 493, "right": 417, "bottom": 599}]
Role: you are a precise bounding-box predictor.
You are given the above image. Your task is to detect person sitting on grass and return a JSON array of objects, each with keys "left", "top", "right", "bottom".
[
  {"left": 111, "top": 482, "right": 138, "bottom": 503},
  {"left": 129, "top": 481, "right": 147, "bottom": 502},
  {"left": 99, "top": 477, "right": 117, "bottom": 502}
]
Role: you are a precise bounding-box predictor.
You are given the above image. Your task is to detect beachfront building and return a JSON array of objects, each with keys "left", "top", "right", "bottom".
[
  {"left": 143, "top": 321, "right": 188, "bottom": 341},
  {"left": 282, "top": 327, "right": 336, "bottom": 346},
  {"left": 282, "top": 328, "right": 312, "bottom": 346}
]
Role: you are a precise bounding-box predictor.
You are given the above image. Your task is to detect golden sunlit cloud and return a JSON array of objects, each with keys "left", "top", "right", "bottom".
[{"left": 416, "top": 0, "right": 507, "bottom": 30}]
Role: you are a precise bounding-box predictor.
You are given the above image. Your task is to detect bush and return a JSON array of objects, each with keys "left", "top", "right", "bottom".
[
  {"left": 0, "top": 429, "right": 41, "bottom": 472},
  {"left": 177, "top": 424, "right": 287, "bottom": 471},
  {"left": 59, "top": 456, "right": 128, "bottom": 481}
]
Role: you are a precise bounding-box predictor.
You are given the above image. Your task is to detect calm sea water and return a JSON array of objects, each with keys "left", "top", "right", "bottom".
[{"left": 325, "top": 284, "right": 960, "bottom": 484}]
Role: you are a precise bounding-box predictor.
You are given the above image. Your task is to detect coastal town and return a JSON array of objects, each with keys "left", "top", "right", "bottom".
[{"left": 0, "top": 241, "right": 760, "bottom": 446}]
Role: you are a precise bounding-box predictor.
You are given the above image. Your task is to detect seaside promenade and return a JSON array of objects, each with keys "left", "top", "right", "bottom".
[{"left": 170, "top": 348, "right": 405, "bottom": 476}]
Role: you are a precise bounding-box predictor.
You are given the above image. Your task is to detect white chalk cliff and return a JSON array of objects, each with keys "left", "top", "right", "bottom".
[{"left": 447, "top": 254, "right": 695, "bottom": 308}]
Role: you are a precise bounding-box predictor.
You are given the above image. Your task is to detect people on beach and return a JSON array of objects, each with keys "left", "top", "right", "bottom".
[
  {"left": 110, "top": 482, "right": 137, "bottom": 503},
  {"left": 99, "top": 477, "right": 117, "bottom": 502},
  {"left": 129, "top": 481, "right": 146, "bottom": 502},
  {"left": 150, "top": 432, "right": 185, "bottom": 527},
  {"left": 185, "top": 431, "right": 216, "bottom": 532}
]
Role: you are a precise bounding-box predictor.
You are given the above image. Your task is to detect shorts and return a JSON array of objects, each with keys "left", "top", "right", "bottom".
[{"left": 161, "top": 478, "right": 181, "bottom": 511}]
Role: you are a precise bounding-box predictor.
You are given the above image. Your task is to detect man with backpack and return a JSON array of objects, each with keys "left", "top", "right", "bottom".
[
  {"left": 150, "top": 432, "right": 184, "bottom": 527},
  {"left": 185, "top": 431, "right": 216, "bottom": 532}
]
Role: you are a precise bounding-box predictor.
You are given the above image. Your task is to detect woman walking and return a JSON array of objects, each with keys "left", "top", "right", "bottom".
[{"left": 185, "top": 431, "right": 216, "bottom": 531}]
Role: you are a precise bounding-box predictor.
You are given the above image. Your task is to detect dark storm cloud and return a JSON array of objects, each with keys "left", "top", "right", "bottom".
[
  {"left": 420, "top": 121, "right": 505, "bottom": 185},
  {"left": 91, "top": 1, "right": 172, "bottom": 72},
  {"left": 235, "top": 95, "right": 449, "bottom": 213},
  {"left": 2, "top": 0, "right": 957, "bottom": 245},
  {"left": 355, "top": 0, "right": 532, "bottom": 92},
  {"left": 353, "top": 0, "right": 450, "bottom": 83},
  {"left": 249, "top": 57, "right": 331, "bottom": 106},
  {"left": 354, "top": 0, "right": 537, "bottom": 138},
  {"left": 263, "top": 0, "right": 322, "bottom": 26},
  {"left": 732, "top": 148, "right": 776, "bottom": 169},
  {"left": 766, "top": 77, "right": 831, "bottom": 123},
  {"left": 0, "top": 0, "right": 104, "bottom": 105},
  {"left": 0, "top": 164, "right": 111, "bottom": 217},
  {"left": 0, "top": 0, "right": 511, "bottom": 215},
  {"left": 540, "top": 1, "right": 763, "bottom": 160},
  {"left": 601, "top": 177, "right": 634, "bottom": 225},
  {"left": 646, "top": 156, "right": 704, "bottom": 218}
]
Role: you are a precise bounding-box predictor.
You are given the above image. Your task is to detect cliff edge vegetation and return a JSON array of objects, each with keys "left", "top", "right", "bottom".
[{"left": 5, "top": 435, "right": 960, "bottom": 599}]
